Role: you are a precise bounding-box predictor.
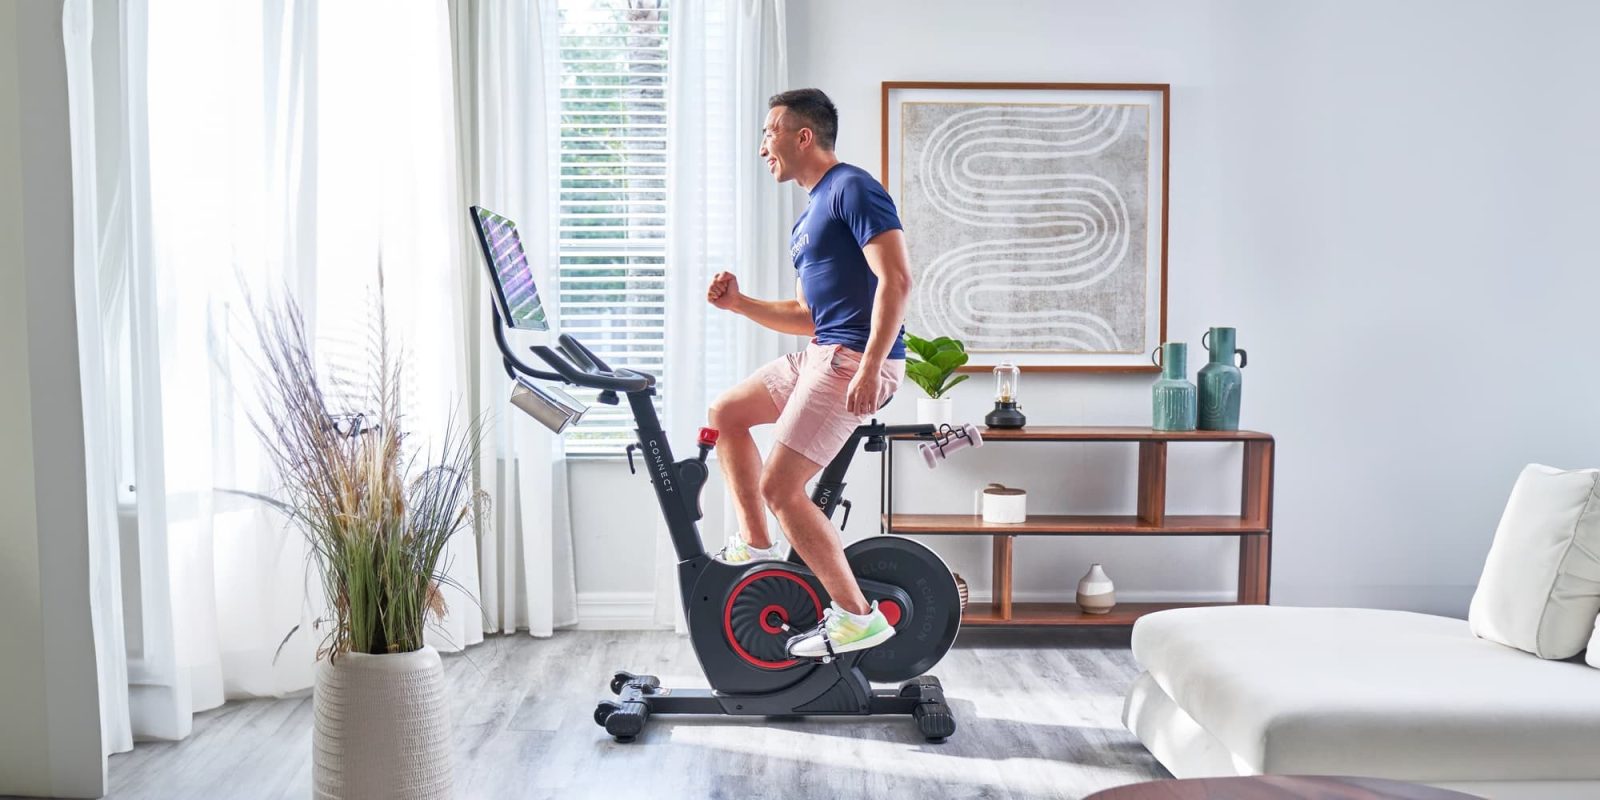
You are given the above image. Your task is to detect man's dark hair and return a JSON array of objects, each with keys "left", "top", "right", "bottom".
[{"left": 768, "top": 88, "right": 838, "bottom": 151}]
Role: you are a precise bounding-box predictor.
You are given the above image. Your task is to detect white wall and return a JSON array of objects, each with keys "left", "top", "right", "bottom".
[
  {"left": 570, "top": 0, "right": 1600, "bottom": 622},
  {"left": 0, "top": 1, "right": 107, "bottom": 796}
]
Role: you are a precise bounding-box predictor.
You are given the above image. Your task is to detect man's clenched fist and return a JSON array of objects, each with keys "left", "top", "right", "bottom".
[{"left": 707, "top": 271, "right": 741, "bottom": 310}]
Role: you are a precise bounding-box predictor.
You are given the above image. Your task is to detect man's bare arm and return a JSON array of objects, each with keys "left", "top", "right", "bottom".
[
  {"left": 858, "top": 230, "right": 912, "bottom": 369},
  {"left": 707, "top": 272, "right": 815, "bottom": 336}
]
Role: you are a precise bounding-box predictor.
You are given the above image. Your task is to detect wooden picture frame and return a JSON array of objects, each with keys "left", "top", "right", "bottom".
[{"left": 882, "top": 82, "right": 1170, "bottom": 373}]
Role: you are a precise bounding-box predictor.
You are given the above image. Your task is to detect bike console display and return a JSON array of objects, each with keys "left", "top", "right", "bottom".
[{"left": 471, "top": 206, "right": 549, "bottom": 331}]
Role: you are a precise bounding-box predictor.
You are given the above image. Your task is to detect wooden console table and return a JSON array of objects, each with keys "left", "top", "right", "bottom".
[{"left": 878, "top": 427, "right": 1275, "bottom": 627}]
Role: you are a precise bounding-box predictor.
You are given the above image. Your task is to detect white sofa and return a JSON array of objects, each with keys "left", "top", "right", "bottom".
[
  {"left": 1124, "top": 464, "right": 1600, "bottom": 799},
  {"left": 1123, "top": 606, "right": 1600, "bottom": 800}
]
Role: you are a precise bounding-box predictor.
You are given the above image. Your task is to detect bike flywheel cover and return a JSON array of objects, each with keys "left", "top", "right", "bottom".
[
  {"left": 845, "top": 536, "right": 962, "bottom": 683},
  {"left": 724, "top": 568, "right": 822, "bottom": 670}
]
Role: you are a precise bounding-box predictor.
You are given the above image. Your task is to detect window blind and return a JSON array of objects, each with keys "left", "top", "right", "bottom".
[{"left": 556, "top": 0, "right": 669, "bottom": 454}]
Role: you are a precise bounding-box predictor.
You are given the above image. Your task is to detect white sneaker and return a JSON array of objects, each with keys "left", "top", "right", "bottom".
[
  {"left": 785, "top": 601, "right": 896, "bottom": 659},
  {"left": 713, "top": 535, "right": 785, "bottom": 564}
]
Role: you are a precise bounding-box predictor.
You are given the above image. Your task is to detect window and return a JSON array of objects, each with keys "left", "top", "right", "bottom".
[{"left": 556, "top": 0, "right": 668, "bottom": 454}]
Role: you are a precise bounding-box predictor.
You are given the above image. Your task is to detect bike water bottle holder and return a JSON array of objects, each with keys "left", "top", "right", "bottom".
[
  {"left": 626, "top": 440, "right": 713, "bottom": 521},
  {"left": 674, "top": 427, "right": 717, "bottom": 520},
  {"left": 676, "top": 456, "right": 709, "bottom": 520}
]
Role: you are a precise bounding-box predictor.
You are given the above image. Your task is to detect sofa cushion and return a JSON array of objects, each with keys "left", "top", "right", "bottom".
[
  {"left": 1131, "top": 606, "right": 1600, "bottom": 782},
  {"left": 1467, "top": 463, "right": 1600, "bottom": 659},
  {"left": 1590, "top": 618, "right": 1600, "bottom": 669}
]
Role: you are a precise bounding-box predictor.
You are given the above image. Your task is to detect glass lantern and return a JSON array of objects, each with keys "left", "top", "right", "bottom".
[
  {"left": 984, "top": 361, "right": 1027, "bottom": 429},
  {"left": 994, "top": 362, "right": 1020, "bottom": 403}
]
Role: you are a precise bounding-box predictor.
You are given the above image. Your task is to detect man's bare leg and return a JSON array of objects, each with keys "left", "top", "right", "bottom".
[
  {"left": 760, "top": 443, "right": 869, "bottom": 614},
  {"left": 708, "top": 376, "right": 781, "bottom": 548}
]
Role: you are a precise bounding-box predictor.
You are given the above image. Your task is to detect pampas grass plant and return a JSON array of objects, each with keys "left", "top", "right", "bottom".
[{"left": 251, "top": 291, "right": 484, "bottom": 658}]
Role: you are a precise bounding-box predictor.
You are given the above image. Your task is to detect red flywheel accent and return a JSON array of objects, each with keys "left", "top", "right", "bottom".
[
  {"left": 879, "top": 599, "right": 903, "bottom": 627},
  {"left": 759, "top": 604, "right": 788, "bottom": 634},
  {"left": 723, "top": 569, "right": 821, "bottom": 670}
]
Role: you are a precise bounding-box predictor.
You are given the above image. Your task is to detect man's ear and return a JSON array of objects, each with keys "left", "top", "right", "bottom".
[{"left": 796, "top": 126, "right": 814, "bottom": 150}]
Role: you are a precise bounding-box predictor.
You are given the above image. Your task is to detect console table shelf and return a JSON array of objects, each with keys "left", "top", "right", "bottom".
[
  {"left": 931, "top": 426, "right": 1272, "bottom": 443},
  {"left": 883, "top": 514, "right": 1269, "bottom": 536},
  {"left": 962, "top": 601, "right": 1239, "bottom": 627},
  {"left": 879, "top": 426, "right": 1275, "bottom": 627}
]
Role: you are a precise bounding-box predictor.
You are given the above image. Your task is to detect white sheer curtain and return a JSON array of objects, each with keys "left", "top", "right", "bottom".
[
  {"left": 654, "top": 0, "right": 798, "bottom": 626},
  {"left": 63, "top": 0, "right": 140, "bottom": 756},
  {"left": 450, "top": 0, "right": 579, "bottom": 637},
  {"left": 65, "top": 0, "right": 478, "bottom": 748}
]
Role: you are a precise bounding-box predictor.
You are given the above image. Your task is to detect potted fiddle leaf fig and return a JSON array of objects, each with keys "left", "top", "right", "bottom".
[{"left": 904, "top": 333, "right": 969, "bottom": 426}]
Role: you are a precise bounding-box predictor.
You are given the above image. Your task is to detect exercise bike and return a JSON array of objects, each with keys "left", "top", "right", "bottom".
[{"left": 471, "top": 206, "right": 966, "bottom": 742}]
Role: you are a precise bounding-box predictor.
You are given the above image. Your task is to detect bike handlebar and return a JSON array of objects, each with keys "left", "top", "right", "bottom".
[
  {"left": 557, "top": 340, "right": 598, "bottom": 373},
  {"left": 559, "top": 334, "right": 615, "bottom": 373},
  {"left": 489, "top": 305, "right": 653, "bottom": 393},
  {"left": 530, "top": 343, "right": 655, "bottom": 393}
]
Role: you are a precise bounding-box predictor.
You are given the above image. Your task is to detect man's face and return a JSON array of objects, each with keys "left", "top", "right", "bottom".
[{"left": 760, "top": 107, "right": 802, "bottom": 183}]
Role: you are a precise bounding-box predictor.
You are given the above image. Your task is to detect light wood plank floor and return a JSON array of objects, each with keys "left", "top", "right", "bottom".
[{"left": 99, "top": 629, "right": 1167, "bottom": 800}]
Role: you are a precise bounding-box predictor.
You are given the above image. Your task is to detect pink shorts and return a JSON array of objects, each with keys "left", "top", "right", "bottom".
[{"left": 756, "top": 341, "right": 906, "bottom": 467}]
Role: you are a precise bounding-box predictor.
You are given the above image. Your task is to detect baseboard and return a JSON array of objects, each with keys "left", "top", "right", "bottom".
[
  {"left": 577, "top": 589, "right": 1238, "bottom": 630},
  {"left": 576, "top": 592, "right": 664, "bottom": 630}
]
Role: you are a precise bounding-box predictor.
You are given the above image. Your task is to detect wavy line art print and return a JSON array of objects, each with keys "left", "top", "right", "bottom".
[{"left": 883, "top": 83, "right": 1169, "bottom": 372}]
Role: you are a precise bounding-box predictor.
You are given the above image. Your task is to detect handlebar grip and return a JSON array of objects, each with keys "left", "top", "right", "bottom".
[
  {"left": 559, "top": 333, "right": 614, "bottom": 372},
  {"left": 558, "top": 340, "right": 600, "bottom": 372},
  {"left": 530, "top": 345, "right": 581, "bottom": 379},
  {"left": 530, "top": 345, "right": 653, "bottom": 392}
]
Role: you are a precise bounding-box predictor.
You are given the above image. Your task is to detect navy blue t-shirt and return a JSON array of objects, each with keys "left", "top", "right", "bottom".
[{"left": 790, "top": 163, "right": 906, "bottom": 359}]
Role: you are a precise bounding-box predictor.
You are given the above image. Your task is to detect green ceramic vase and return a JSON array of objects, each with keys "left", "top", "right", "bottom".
[
  {"left": 1198, "top": 327, "right": 1248, "bottom": 431},
  {"left": 1151, "top": 343, "right": 1196, "bottom": 431}
]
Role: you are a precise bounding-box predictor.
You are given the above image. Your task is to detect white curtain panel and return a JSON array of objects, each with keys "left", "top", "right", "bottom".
[
  {"left": 654, "top": 0, "right": 798, "bottom": 627},
  {"left": 64, "top": 0, "right": 478, "bottom": 750},
  {"left": 62, "top": 0, "right": 139, "bottom": 757},
  {"left": 451, "top": 0, "right": 579, "bottom": 637}
]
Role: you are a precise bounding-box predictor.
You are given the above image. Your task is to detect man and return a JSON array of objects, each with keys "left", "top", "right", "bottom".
[{"left": 704, "top": 88, "right": 911, "bottom": 659}]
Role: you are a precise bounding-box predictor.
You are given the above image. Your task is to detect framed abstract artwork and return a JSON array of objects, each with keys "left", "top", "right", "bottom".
[{"left": 882, "top": 82, "right": 1170, "bottom": 372}]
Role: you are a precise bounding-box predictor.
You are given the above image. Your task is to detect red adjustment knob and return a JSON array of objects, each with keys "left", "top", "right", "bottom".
[{"left": 698, "top": 427, "right": 720, "bottom": 447}]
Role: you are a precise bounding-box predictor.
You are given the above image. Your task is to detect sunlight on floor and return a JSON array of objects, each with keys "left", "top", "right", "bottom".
[{"left": 667, "top": 717, "right": 1143, "bottom": 795}]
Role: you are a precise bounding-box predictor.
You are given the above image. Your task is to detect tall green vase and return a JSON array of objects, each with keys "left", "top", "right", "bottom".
[
  {"left": 1151, "top": 343, "right": 1197, "bottom": 431},
  {"left": 1198, "top": 327, "right": 1248, "bottom": 431}
]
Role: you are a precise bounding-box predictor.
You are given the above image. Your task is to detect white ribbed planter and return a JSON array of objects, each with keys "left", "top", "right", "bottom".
[{"left": 314, "top": 646, "right": 452, "bottom": 800}]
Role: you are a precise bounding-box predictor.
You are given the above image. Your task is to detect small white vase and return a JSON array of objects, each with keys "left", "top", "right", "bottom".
[
  {"left": 314, "top": 646, "right": 452, "bottom": 800},
  {"left": 1077, "top": 563, "right": 1116, "bottom": 615},
  {"left": 917, "top": 397, "right": 954, "bottom": 426}
]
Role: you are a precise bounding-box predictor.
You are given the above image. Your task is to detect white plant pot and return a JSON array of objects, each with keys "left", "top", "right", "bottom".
[
  {"left": 917, "top": 397, "right": 954, "bottom": 426},
  {"left": 314, "top": 646, "right": 452, "bottom": 800}
]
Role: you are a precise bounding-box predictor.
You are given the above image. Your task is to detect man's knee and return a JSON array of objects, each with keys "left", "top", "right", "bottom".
[
  {"left": 759, "top": 468, "right": 805, "bottom": 511},
  {"left": 708, "top": 394, "right": 750, "bottom": 432}
]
